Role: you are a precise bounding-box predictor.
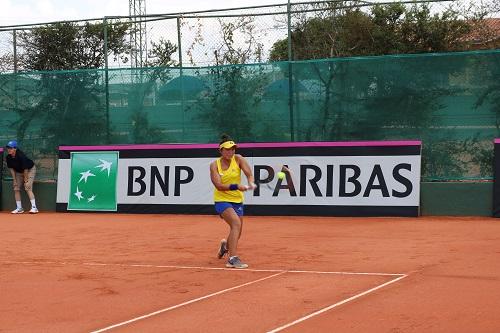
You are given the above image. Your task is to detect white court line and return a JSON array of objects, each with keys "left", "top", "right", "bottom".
[
  {"left": 2, "top": 260, "right": 404, "bottom": 277},
  {"left": 3, "top": 260, "right": 408, "bottom": 331},
  {"left": 266, "top": 274, "right": 408, "bottom": 333},
  {"left": 90, "top": 271, "right": 286, "bottom": 333}
]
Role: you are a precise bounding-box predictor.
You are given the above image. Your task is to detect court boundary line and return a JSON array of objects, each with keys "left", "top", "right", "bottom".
[
  {"left": 2, "top": 260, "right": 404, "bottom": 276},
  {"left": 3, "top": 260, "right": 407, "bottom": 332},
  {"left": 90, "top": 271, "right": 286, "bottom": 333},
  {"left": 266, "top": 273, "right": 408, "bottom": 332}
]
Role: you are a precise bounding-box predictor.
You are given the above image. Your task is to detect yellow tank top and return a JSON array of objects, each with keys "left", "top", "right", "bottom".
[{"left": 213, "top": 156, "right": 243, "bottom": 203}]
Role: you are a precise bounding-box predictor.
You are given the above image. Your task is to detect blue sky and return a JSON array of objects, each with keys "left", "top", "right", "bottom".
[{"left": 0, "top": 0, "right": 319, "bottom": 26}]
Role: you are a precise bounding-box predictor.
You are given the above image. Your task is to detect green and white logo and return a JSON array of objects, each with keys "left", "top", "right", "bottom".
[{"left": 68, "top": 152, "right": 119, "bottom": 211}]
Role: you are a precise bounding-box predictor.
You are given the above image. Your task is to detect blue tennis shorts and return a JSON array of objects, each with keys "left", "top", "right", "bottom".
[{"left": 214, "top": 202, "right": 244, "bottom": 216}]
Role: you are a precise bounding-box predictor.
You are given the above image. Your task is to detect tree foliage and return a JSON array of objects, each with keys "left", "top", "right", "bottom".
[
  {"left": 213, "top": 17, "right": 264, "bottom": 66},
  {"left": 270, "top": 2, "right": 490, "bottom": 179},
  {"left": 195, "top": 17, "right": 269, "bottom": 141},
  {"left": 11, "top": 21, "right": 180, "bottom": 148},
  {"left": 270, "top": 2, "right": 484, "bottom": 61},
  {"left": 146, "top": 38, "right": 178, "bottom": 68},
  {"left": 17, "top": 21, "right": 130, "bottom": 71},
  {"left": 127, "top": 38, "right": 178, "bottom": 144},
  {"left": 9, "top": 21, "right": 131, "bottom": 153}
]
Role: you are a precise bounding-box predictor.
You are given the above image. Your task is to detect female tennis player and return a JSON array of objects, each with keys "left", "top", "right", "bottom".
[{"left": 210, "top": 134, "right": 256, "bottom": 269}]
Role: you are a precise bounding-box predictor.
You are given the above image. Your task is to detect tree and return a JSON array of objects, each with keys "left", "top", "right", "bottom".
[
  {"left": 17, "top": 21, "right": 130, "bottom": 71},
  {"left": 126, "top": 37, "right": 178, "bottom": 143},
  {"left": 0, "top": 53, "right": 14, "bottom": 73},
  {"left": 269, "top": 2, "right": 488, "bottom": 180},
  {"left": 146, "top": 38, "right": 178, "bottom": 68},
  {"left": 213, "top": 17, "right": 264, "bottom": 66},
  {"left": 269, "top": 2, "right": 476, "bottom": 140},
  {"left": 194, "top": 17, "right": 271, "bottom": 141},
  {"left": 270, "top": 2, "right": 482, "bottom": 61},
  {"left": 5, "top": 21, "right": 130, "bottom": 171}
]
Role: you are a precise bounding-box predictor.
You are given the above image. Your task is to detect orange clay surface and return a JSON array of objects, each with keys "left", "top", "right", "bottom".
[{"left": 1, "top": 212, "right": 500, "bottom": 333}]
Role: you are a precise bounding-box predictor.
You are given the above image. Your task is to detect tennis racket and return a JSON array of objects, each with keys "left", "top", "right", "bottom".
[{"left": 252, "top": 165, "right": 293, "bottom": 195}]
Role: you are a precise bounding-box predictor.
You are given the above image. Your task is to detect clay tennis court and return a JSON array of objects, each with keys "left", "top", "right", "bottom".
[{"left": 1, "top": 212, "right": 499, "bottom": 332}]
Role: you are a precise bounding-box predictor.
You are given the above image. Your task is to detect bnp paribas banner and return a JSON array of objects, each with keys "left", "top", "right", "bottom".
[
  {"left": 67, "top": 152, "right": 119, "bottom": 211},
  {"left": 57, "top": 141, "right": 422, "bottom": 216}
]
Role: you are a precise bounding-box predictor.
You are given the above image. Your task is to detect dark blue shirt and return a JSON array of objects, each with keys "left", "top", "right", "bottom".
[{"left": 6, "top": 149, "right": 35, "bottom": 173}]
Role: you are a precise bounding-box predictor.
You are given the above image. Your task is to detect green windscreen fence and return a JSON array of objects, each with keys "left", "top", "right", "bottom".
[{"left": 1, "top": 50, "right": 499, "bottom": 181}]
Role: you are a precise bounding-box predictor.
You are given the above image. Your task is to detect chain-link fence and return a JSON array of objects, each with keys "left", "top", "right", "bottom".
[
  {"left": 1, "top": 0, "right": 497, "bottom": 183},
  {"left": 0, "top": 0, "right": 459, "bottom": 71},
  {"left": 1, "top": 50, "right": 499, "bottom": 181}
]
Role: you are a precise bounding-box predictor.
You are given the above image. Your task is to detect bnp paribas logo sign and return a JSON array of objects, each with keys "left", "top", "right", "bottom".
[{"left": 68, "top": 152, "right": 119, "bottom": 211}]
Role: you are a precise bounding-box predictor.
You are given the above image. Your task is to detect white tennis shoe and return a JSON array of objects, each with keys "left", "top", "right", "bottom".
[
  {"left": 11, "top": 208, "right": 25, "bottom": 214},
  {"left": 29, "top": 207, "right": 39, "bottom": 214},
  {"left": 226, "top": 256, "right": 248, "bottom": 269}
]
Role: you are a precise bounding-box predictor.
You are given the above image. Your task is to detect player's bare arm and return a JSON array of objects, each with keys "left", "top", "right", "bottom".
[
  {"left": 235, "top": 154, "right": 255, "bottom": 189},
  {"left": 210, "top": 161, "right": 249, "bottom": 191}
]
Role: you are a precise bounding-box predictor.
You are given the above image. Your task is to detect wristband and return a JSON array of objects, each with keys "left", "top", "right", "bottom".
[{"left": 229, "top": 184, "right": 238, "bottom": 191}]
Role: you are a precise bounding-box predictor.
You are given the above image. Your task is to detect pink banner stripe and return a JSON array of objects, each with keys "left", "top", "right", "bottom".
[
  {"left": 60, "top": 144, "right": 217, "bottom": 151},
  {"left": 59, "top": 140, "right": 421, "bottom": 151},
  {"left": 494, "top": 138, "right": 500, "bottom": 144},
  {"left": 238, "top": 141, "right": 422, "bottom": 148}
]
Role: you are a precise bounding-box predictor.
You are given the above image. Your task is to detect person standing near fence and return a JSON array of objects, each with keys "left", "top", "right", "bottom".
[
  {"left": 5, "top": 140, "right": 38, "bottom": 214},
  {"left": 210, "top": 134, "right": 255, "bottom": 269}
]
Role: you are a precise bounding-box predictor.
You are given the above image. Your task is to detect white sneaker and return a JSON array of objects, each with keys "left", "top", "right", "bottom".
[
  {"left": 29, "top": 207, "right": 39, "bottom": 214},
  {"left": 226, "top": 256, "right": 248, "bottom": 269},
  {"left": 11, "top": 208, "right": 25, "bottom": 214}
]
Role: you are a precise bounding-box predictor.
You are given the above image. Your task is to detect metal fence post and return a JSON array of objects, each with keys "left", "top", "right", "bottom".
[
  {"left": 104, "top": 18, "right": 110, "bottom": 143},
  {"left": 177, "top": 16, "right": 186, "bottom": 141},
  {"left": 177, "top": 16, "right": 186, "bottom": 140},
  {"left": 287, "top": 0, "right": 295, "bottom": 141},
  {"left": 177, "top": 16, "right": 183, "bottom": 67},
  {"left": 13, "top": 29, "right": 18, "bottom": 127},
  {"left": 13, "top": 29, "right": 17, "bottom": 73}
]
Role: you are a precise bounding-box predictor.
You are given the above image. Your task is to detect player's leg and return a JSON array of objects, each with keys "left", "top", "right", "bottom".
[
  {"left": 221, "top": 206, "right": 248, "bottom": 269},
  {"left": 217, "top": 238, "right": 228, "bottom": 259},
  {"left": 217, "top": 216, "right": 243, "bottom": 258},
  {"left": 24, "top": 166, "right": 38, "bottom": 213},
  {"left": 11, "top": 172, "right": 23, "bottom": 213},
  {"left": 215, "top": 202, "right": 231, "bottom": 258},
  {"left": 220, "top": 207, "right": 242, "bottom": 258},
  {"left": 238, "top": 216, "right": 243, "bottom": 240}
]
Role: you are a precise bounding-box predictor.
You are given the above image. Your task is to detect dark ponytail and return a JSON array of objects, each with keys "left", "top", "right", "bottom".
[{"left": 219, "top": 134, "right": 232, "bottom": 145}]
